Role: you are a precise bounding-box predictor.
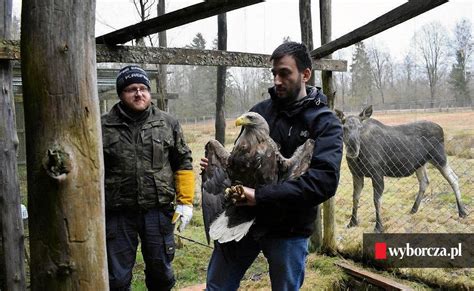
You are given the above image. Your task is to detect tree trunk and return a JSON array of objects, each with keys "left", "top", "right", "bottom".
[
  {"left": 216, "top": 13, "right": 227, "bottom": 144},
  {"left": 157, "top": 0, "right": 168, "bottom": 111},
  {"left": 0, "top": 0, "right": 26, "bottom": 289},
  {"left": 320, "top": 0, "right": 337, "bottom": 254},
  {"left": 21, "top": 1, "right": 108, "bottom": 289},
  {"left": 299, "top": 0, "right": 315, "bottom": 86}
]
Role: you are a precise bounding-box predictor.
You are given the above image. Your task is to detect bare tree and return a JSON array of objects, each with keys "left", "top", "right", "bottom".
[
  {"left": 228, "top": 69, "right": 254, "bottom": 114},
  {"left": 21, "top": 0, "right": 108, "bottom": 289},
  {"left": 413, "top": 21, "right": 449, "bottom": 108},
  {"left": 133, "top": 0, "right": 157, "bottom": 46},
  {"left": 334, "top": 50, "right": 349, "bottom": 110},
  {"left": 402, "top": 53, "right": 417, "bottom": 105},
  {"left": 367, "top": 43, "right": 390, "bottom": 106}
]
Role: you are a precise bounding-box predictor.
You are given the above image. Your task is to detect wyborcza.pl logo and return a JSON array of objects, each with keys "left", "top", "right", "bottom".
[{"left": 363, "top": 233, "right": 473, "bottom": 268}]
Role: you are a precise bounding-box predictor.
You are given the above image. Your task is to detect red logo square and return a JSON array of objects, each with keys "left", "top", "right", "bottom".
[{"left": 375, "top": 242, "right": 387, "bottom": 260}]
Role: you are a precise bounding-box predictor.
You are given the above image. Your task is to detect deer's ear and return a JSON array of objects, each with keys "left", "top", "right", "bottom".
[
  {"left": 334, "top": 109, "right": 345, "bottom": 123},
  {"left": 360, "top": 105, "right": 373, "bottom": 120}
]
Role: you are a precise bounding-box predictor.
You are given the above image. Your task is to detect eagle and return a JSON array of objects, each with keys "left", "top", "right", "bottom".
[{"left": 201, "top": 112, "right": 314, "bottom": 243}]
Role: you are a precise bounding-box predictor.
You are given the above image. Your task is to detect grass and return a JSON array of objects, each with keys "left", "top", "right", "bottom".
[
  {"left": 174, "top": 112, "right": 474, "bottom": 289},
  {"left": 17, "top": 110, "right": 473, "bottom": 290}
]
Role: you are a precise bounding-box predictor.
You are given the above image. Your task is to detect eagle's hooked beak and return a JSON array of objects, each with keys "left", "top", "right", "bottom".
[{"left": 235, "top": 116, "right": 250, "bottom": 127}]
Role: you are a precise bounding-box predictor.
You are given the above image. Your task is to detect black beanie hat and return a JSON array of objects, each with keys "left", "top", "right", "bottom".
[{"left": 116, "top": 65, "right": 151, "bottom": 95}]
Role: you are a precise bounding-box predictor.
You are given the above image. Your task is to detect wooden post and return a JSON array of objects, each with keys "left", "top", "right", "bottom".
[
  {"left": 0, "top": 0, "right": 26, "bottom": 289},
  {"left": 299, "top": 0, "right": 315, "bottom": 86},
  {"left": 300, "top": 0, "right": 321, "bottom": 252},
  {"left": 320, "top": 0, "right": 337, "bottom": 254},
  {"left": 215, "top": 13, "right": 227, "bottom": 145},
  {"left": 21, "top": 0, "right": 108, "bottom": 289},
  {"left": 157, "top": 0, "right": 168, "bottom": 111}
]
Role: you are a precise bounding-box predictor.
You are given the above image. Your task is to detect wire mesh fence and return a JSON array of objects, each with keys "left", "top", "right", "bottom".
[{"left": 334, "top": 110, "right": 473, "bottom": 256}]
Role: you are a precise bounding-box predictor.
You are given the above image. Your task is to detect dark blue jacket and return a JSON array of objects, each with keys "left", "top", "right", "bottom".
[{"left": 251, "top": 86, "right": 343, "bottom": 237}]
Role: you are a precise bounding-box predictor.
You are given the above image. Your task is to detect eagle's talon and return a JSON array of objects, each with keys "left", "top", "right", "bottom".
[
  {"left": 224, "top": 188, "right": 232, "bottom": 199},
  {"left": 225, "top": 185, "right": 248, "bottom": 204},
  {"left": 235, "top": 185, "right": 244, "bottom": 195}
]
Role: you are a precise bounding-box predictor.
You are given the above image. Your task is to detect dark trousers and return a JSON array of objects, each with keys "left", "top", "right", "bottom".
[
  {"left": 207, "top": 234, "right": 309, "bottom": 291},
  {"left": 106, "top": 207, "right": 176, "bottom": 291}
]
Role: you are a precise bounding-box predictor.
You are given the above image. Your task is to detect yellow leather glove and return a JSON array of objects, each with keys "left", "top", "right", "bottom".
[
  {"left": 174, "top": 169, "right": 195, "bottom": 205},
  {"left": 173, "top": 170, "right": 195, "bottom": 232}
]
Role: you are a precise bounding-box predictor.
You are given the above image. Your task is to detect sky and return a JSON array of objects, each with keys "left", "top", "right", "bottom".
[{"left": 12, "top": 0, "right": 474, "bottom": 61}]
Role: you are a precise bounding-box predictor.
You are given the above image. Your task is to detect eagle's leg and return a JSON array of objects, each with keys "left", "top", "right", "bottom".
[{"left": 224, "top": 185, "right": 246, "bottom": 204}]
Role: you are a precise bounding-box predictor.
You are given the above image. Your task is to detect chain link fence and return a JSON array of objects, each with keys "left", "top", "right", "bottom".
[{"left": 334, "top": 109, "right": 473, "bottom": 256}]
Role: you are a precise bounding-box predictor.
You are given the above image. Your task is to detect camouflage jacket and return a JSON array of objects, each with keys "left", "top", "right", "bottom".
[{"left": 102, "top": 103, "right": 193, "bottom": 210}]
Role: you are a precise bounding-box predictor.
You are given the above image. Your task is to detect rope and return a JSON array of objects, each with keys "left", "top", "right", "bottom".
[{"left": 174, "top": 233, "right": 214, "bottom": 249}]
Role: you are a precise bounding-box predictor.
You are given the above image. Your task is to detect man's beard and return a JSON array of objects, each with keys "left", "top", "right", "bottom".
[
  {"left": 277, "top": 76, "right": 302, "bottom": 104},
  {"left": 286, "top": 83, "right": 302, "bottom": 102}
]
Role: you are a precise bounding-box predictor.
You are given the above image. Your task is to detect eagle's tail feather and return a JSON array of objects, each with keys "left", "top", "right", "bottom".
[{"left": 209, "top": 212, "right": 254, "bottom": 243}]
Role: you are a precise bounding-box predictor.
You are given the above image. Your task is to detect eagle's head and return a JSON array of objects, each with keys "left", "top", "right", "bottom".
[{"left": 235, "top": 112, "right": 269, "bottom": 135}]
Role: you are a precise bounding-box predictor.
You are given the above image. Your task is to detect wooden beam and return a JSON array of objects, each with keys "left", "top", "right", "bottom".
[
  {"left": 1, "top": 40, "right": 347, "bottom": 71},
  {"left": 336, "top": 262, "right": 413, "bottom": 291},
  {"left": 95, "top": 44, "right": 348, "bottom": 71},
  {"left": 311, "top": 0, "right": 448, "bottom": 59},
  {"left": 0, "top": 39, "right": 20, "bottom": 60},
  {"left": 95, "top": 0, "right": 264, "bottom": 45}
]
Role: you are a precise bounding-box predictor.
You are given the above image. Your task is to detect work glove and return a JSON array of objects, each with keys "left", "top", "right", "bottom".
[
  {"left": 173, "top": 169, "right": 195, "bottom": 232},
  {"left": 172, "top": 204, "right": 193, "bottom": 232}
]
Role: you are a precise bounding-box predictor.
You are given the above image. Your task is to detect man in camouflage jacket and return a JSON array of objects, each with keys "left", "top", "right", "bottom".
[{"left": 102, "top": 65, "right": 195, "bottom": 291}]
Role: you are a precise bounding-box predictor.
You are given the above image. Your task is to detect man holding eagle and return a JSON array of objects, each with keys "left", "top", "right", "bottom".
[{"left": 202, "top": 42, "right": 343, "bottom": 290}]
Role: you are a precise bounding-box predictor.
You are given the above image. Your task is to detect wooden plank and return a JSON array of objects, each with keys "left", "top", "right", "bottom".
[
  {"left": 1, "top": 40, "right": 348, "bottom": 71},
  {"left": 95, "top": 0, "right": 264, "bottom": 45},
  {"left": 96, "top": 44, "right": 348, "bottom": 71},
  {"left": 311, "top": 0, "right": 448, "bottom": 59},
  {"left": 336, "top": 262, "right": 413, "bottom": 291}
]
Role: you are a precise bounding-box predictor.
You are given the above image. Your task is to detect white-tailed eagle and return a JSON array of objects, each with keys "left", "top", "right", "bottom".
[{"left": 202, "top": 112, "right": 314, "bottom": 243}]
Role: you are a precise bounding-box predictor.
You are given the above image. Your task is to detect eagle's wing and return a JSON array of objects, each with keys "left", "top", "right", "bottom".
[
  {"left": 207, "top": 139, "right": 315, "bottom": 244},
  {"left": 278, "top": 139, "right": 315, "bottom": 181},
  {"left": 209, "top": 137, "right": 280, "bottom": 243},
  {"left": 201, "top": 139, "right": 231, "bottom": 244},
  {"left": 209, "top": 205, "right": 256, "bottom": 243}
]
